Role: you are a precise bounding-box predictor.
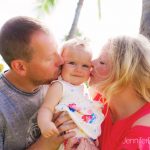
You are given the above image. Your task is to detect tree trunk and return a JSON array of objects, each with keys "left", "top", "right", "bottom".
[
  {"left": 139, "top": 0, "right": 150, "bottom": 40},
  {"left": 66, "top": 0, "right": 84, "bottom": 40},
  {"left": 97, "top": 0, "right": 101, "bottom": 19}
]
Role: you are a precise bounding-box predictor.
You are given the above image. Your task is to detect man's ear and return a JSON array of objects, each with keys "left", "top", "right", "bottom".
[{"left": 10, "top": 60, "right": 27, "bottom": 76}]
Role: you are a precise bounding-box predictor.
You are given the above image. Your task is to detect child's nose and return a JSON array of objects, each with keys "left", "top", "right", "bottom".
[{"left": 75, "top": 65, "right": 82, "bottom": 72}]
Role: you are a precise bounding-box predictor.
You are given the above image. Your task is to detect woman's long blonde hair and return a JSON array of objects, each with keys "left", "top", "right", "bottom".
[{"left": 100, "top": 34, "right": 150, "bottom": 102}]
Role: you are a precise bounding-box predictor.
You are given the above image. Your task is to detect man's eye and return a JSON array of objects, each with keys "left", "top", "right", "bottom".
[{"left": 68, "top": 62, "right": 75, "bottom": 65}]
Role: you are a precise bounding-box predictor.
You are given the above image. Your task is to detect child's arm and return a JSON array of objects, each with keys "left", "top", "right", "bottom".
[{"left": 37, "top": 82, "right": 63, "bottom": 138}]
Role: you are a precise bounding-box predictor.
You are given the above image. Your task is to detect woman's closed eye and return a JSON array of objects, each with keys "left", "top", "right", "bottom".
[{"left": 99, "top": 61, "right": 105, "bottom": 65}]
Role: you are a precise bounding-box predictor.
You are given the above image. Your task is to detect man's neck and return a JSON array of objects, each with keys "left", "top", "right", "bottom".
[{"left": 4, "top": 70, "right": 39, "bottom": 93}]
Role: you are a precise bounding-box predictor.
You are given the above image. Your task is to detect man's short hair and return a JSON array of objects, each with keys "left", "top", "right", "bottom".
[{"left": 0, "top": 16, "right": 49, "bottom": 67}]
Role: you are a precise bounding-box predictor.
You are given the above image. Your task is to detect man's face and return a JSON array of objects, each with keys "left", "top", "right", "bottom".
[{"left": 26, "top": 31, "right": 63, "bottom": 85}]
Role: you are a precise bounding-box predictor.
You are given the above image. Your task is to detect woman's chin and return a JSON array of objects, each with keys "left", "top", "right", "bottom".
[
  {"left": 88, "top": 78, "right": 94, "bottom": 86},
  {"left": 89, "top": 82, "right": 101, "bottom": 92},
  {"left": 88, "top": 79, "right": 97, "bottom": 87}
]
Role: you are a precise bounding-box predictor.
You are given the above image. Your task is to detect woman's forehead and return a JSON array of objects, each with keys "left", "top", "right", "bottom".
[{"left": 98, "top": 42, "right": 110, "bottom": 56}]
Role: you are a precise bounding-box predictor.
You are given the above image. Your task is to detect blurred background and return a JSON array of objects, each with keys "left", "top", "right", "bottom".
[{"left": 0, "top": 0, "right": 142, "bottom": 72}]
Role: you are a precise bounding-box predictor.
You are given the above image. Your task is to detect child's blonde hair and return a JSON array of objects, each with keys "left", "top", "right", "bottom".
[{"left": 60, "top": 37, "right": 92, "bottom": 57}]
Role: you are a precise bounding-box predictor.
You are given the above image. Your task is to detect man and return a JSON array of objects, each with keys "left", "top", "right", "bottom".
[{"left": 0, "top": 16, "right": 76, "bottom": 150}]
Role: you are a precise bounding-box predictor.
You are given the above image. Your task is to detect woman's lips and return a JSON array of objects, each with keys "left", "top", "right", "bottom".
[{"left": 90, "top": 71, "right": 94, "bottom": 77}]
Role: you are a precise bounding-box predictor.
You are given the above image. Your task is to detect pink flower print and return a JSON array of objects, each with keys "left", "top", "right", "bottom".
[
  {"left": 82, "top": 115, "right": 92, "bottom": 123},
  {"left": 68, "top": 103, "right": 76, "bottom": 112},
  {"left": 68, "top": 103, "right": 81, "bottom": 112},
  {"left": 87, "top": 109, "right": 92, "bottom": 115},
  {"left": 82, "top": 113, "right": 96, "bottom": 124}
]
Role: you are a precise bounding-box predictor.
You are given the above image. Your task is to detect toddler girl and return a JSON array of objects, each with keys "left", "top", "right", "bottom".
[{"left": 37, "top": 38, "right": 104, "bottom": 149}]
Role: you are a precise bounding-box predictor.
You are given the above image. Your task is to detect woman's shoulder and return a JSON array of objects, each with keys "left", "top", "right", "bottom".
[{"left": 132, "top": 113, "right": 150, "bottom": 128}]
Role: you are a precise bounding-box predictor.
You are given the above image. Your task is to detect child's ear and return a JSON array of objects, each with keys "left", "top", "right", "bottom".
[{"left": 10, "top": 59, "right": 27, "bottom": 76}]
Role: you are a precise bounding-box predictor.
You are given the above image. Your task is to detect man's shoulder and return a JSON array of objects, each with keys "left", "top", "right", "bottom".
[
  {"left": 0, "top": 111, "right": 5, "bottom": 135},
  {"left": 0, "top": 74, "right": 4, "bottom": 85},
  {"left": 0, "top": 75, "right": 11, "bottom": 102},
  {"left": 0, "top": 74, "right": 8, "bottom": 91},
  {"left": 0, "top": 76, "right": 9, "bottom": 103}
]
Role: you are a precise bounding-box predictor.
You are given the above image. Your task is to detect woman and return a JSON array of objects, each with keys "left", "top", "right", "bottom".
[{"left": 89, "top": 34, "right": 150, "bottom": 150}]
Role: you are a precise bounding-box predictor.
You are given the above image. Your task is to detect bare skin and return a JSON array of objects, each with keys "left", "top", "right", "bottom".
[
  {"left": 27, "top": 112, "right": 76, "bottom": 150},
  {"left": 66, "top": 138, "right": 98, "bottom": 150}
]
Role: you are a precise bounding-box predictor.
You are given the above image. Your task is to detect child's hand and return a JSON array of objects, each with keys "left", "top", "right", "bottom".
[{"left": 41, "top": 121, "right": 59, "bottom": 138}]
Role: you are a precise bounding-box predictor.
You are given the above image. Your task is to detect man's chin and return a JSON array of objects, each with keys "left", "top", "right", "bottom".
[
  {"left": 53, "top": 75, "right": 59, "bottom": 81},
  {"left": 41, "top": 80, "right": 51, "bottom": 85},
  {"left": 45, "top": 76, "right": 59, "bottom": 84}
]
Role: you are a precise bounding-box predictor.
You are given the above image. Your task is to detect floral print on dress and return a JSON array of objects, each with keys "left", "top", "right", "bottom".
[
  {"left": 68, "top": 103, "right": 81, "bottom": 112},
  {"left": 68, "top": 103, "right": 96, "bottom": 124},
  {"left": 54, "top": 79, "right": 104, "bottom": 147}
]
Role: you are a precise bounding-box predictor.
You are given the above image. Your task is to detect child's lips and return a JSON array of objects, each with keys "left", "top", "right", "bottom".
[{"left": 72, "top": 74, "right": 82, "bottom": 77}]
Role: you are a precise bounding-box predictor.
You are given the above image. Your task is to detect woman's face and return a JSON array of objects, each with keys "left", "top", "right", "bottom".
[{"left": 89, "top": 43, "right": 112, "bottom": 87}]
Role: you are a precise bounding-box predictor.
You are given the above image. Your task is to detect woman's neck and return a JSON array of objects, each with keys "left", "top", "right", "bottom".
[{"left": 109, "top": 86, "right": 147, "bottom": 123}]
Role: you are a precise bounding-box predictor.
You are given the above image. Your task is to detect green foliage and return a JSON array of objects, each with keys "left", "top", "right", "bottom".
[
  {"left": 37, "top": 0, "right": 57, "bottom": 14},
  {"left": 36, "top": 0, "right": 101, "bottom": 38},
  {"left": 0, "top": 64, "right": 4, "bottom": 73},
  {"left": 84, "top": 81, "right": 89, "bottom": 88},
  {"left": 63, "top": 28, "right": 83, "bottom": 41},
  {"left": 75, "top": 28, "right": 82, "bottom": 37}
]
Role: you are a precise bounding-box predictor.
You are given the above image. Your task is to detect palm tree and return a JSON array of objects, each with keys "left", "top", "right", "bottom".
[
  {"left": 37, "top": 0, "right": 56, "bottom": 14},
  {"left": 37, "top": 0, "right": 101, "bottom": 40},
  {"left": 66, "top": 0, "right": 84, "bottom": 40},
  {"left": 139, "top": 0, "right": 150, "bottom": 39},
  {"left": 37, "top": 0, "right": 84, "bottom": 40}
]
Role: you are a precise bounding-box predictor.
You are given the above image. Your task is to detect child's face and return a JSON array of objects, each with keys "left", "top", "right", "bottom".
[{"left": 61, "top": 49, "right": 92, "bottom": 85}]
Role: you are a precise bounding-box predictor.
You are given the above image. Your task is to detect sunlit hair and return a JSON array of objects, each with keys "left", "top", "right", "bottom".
[
  {"left": 60, "top": 37, "right": 92, "bottom": 57},
  {"left": 101, "top": 34, "right": 150, "bottom": 103},
  {"left": 0, "top": 16, "right": 49, "bottom": 67}
]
